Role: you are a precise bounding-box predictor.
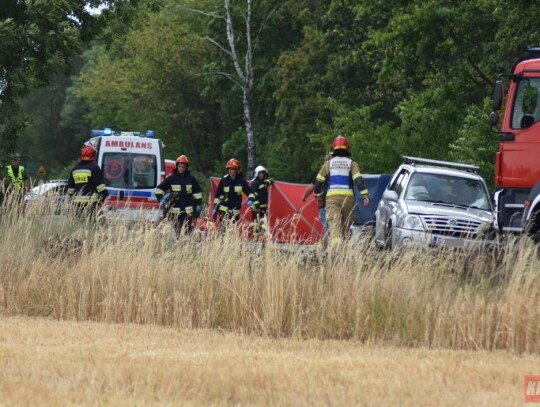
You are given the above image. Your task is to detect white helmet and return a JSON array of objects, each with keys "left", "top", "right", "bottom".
[
  {"left": 254, "top": 165, "right": 267, "bottom": 175},
  {"left": 252, "top": 165, "right": 268, "bottom": 181}
]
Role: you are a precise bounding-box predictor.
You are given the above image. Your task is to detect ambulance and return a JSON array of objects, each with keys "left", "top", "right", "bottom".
[{"left": 87, "top": 128, "right": 165, "bottom": 222}]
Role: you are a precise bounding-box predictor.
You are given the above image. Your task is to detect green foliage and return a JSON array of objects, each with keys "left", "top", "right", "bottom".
[
  {"left": 0, "top": 0, "right": 107, "bottom": 155},
  {"left": 11, "top": 0, "right": 540, "bottom": 187},
  {"left": 75, "top": 4, "right": 222, "bottom": 173},
  {"left": 17, "top": 57, "right": 91, "bottom": 177},
  {"left": 449, "top": 100, "right": 499, "bottom": 191}
]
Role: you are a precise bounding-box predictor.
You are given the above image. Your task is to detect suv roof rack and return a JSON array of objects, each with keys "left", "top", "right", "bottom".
[{"left": 402, "top": 156, "right": 480, "bottom": 174}]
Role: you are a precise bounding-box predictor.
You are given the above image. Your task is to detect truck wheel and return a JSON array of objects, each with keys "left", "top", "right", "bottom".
[{"left": 524, "top": 210, "right": 540, "bottom": 244}]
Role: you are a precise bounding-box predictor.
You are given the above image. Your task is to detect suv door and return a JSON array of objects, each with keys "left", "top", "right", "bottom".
[{"left": 375, "top": 168, "right": 410, "bottom": 243}]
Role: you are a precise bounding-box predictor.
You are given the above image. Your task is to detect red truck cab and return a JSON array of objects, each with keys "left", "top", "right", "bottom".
[{"left": 491, "top": 47, "right": 540, "bottom": 239}]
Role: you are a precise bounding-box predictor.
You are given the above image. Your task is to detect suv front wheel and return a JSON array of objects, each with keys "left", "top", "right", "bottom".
[{"left": 385, "top": 223, "right": 395, "bottom": 250}]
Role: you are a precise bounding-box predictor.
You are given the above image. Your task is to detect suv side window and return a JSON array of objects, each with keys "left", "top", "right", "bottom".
[{"left": 389, "top": 169, "right": 409, "bottom": 196}]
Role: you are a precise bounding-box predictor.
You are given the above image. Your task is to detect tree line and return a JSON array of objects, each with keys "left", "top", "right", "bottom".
[{"left": 3, "top": 0, "right": 540, "bottom": 189}]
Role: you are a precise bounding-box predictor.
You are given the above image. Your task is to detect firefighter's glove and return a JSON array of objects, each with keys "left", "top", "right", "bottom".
[
  {"left": 195, "top": 205, "right": 201, "bottom": 216},
  {"left": 212, "top": 208, "right": 218, "bottom": 216},
  {"left": 247, "top": 200, "right": 254, "bottom": 207}
]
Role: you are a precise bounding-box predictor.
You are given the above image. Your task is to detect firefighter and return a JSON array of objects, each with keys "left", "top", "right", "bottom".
[
  {"left": 213, "top": 158, "right": 252, "bottom": 223},
  {"left": 67, "top": 145, "right": 109, "bottom": 218},
  {"left": 314, "top": 135, "right": 370, "bottom": 246},
  {"left": 154, "top": 155, "right": 202, "bottom": 236},
  {"left": 1, "top": 153, "right": 29, "bottom": 211},
  {"left": 248, "top": 165, "right": 273, "bottom": 236}
]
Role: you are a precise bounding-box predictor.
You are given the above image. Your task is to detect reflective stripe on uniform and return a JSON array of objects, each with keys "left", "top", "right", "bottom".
[
  {"left": 327, "top": 157, "right": 353, "bottom": 196},
  {"left": 316, "top": 174, "right": 326, "bottom": 182},
  {"left": 96, "top": 184, "right": 107, "bottom": 193},
  {"left": 327, "top": 189, "right": 354, "bottom": 197},
  {"left": 193, "top": 192, "right": 202, "bottom": 200},
  {"left": 73, "top": 196, "right": 100, "bottom": 203},
  {"left": 73, "top": 169, "right": 91, "bottom": 184}
]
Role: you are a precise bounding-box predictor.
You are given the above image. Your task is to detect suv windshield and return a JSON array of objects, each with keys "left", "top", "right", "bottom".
[
  {"left": 404, "top": 173, "right": 491, "bottom": 211},
  {"left": 102, "top": 153, "right": 157, "bottom": 189}
]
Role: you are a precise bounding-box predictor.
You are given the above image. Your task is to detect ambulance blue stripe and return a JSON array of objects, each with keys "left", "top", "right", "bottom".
[{"left": 108, "top": 190, "right": 154, "bottom": 198}]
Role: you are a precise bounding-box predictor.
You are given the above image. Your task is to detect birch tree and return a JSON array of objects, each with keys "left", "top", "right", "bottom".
[
  {"left": 190, "top": 0, "right": 257, "bottom": 176},
  {"left": 224, "top": 0, "right": 255, "bottom": 177}
]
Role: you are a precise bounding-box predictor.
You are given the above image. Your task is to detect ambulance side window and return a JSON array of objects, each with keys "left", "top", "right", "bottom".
[
  {"left": 103, "top": 153, "right": 128, "bottom": 188},
  {"left": 132, "top": 154, "right": 157, "bottom": 189}
]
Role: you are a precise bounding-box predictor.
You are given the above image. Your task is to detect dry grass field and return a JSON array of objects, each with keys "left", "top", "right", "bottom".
[
  {"left": 1, "top": 316, "right": 538, "bottom": 406},
  {"left": 0, "top": 195, "right": 539, "bottom": 405}
]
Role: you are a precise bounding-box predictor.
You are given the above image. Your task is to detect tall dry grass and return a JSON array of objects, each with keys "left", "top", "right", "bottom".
[{"left": 1, "top": 192, "right": 539, "bottom": 353}]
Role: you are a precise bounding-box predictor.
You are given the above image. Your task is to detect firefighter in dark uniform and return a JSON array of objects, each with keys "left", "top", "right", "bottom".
[
  {"left": 213, "top": 158, "right": 252, "bottom": 223},
  {"left": 67, "top": 145, "right": 108, "bottom": 218},
  {"left": 154, "top": 155, "right": 202, "bottom": 236},
  {"left": 248, "top": 165, "right": 273, "bottom": 236},
  {"left": 314, "top": 135, "right": 370, "bottom": 246}
]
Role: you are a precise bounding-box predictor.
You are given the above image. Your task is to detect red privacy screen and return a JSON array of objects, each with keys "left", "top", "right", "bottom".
[{"left": 208, "top": 177, "right": 324, "bottom": 244}]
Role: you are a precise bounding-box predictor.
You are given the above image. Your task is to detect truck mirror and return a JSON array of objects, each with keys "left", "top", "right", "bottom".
[
  {"left": 489, "top": 111, "right": 499, "bottom": 126},
  {"left": 492, "top": 81, "right": 503, "bottom": 110}
]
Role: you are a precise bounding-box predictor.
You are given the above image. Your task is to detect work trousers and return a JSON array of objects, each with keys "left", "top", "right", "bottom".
[
  {"left": 325, "top": 195, "right": 356, "bottom": 246},
  {"left": 170, "top": 213, "right": 193, "bottom": 237},
  {"left": 251, "top": 209, "right": 267, "bottom": 237}
]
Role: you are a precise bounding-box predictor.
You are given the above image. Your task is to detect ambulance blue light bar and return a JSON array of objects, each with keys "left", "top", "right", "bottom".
[
  {"left": 146, "top": 130, "right": 155, "bottom": 138},
  {"left": 91, "top": 128, "right": 113, "bottom": 137}
]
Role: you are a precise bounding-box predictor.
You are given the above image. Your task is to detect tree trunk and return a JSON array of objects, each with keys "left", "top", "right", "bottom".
[
  {"left": 224, "top": 0, "right": 255, "bottom": 177},
  {"left": 243, "top": 89, "right": 255, "bottom": 176}
]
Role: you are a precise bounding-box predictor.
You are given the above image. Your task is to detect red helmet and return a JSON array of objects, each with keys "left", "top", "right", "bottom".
[
  {"left": 81, "top": 145, "right": 97, "bottom": 161},
  {"left": 226, "top": 158, "right": 241, "bottom": 171},
  {"left": 176, "top": 155, "right": 190, "bottom": 166},
  {"left": 332, "top": 135, "right": 350, "bottom": 151}
]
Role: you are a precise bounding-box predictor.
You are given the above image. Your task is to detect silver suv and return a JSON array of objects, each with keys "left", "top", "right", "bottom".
[{"left": 374, "top": 157, "right": 494, "bottom": 249}]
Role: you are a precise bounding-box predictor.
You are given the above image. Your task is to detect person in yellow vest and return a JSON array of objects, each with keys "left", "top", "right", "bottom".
[
  {"left": 2, "top": 153, "right": 29, "bottom": 209},
  {"left": 4, "top": 153, "right": 28, "bottom": 193},
  {"left": 314, "top": 136, "right": 370, "bottom": 246}
]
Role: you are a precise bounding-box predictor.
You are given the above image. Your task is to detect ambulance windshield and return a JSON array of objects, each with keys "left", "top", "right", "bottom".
[{"left": 102, "top": 153, "right": 157, "bottom": 189}]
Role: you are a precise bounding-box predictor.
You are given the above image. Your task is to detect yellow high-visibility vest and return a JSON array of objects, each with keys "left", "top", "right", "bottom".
[{"left": 6, "top": 165, "right": 25, "bottom": 189}]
